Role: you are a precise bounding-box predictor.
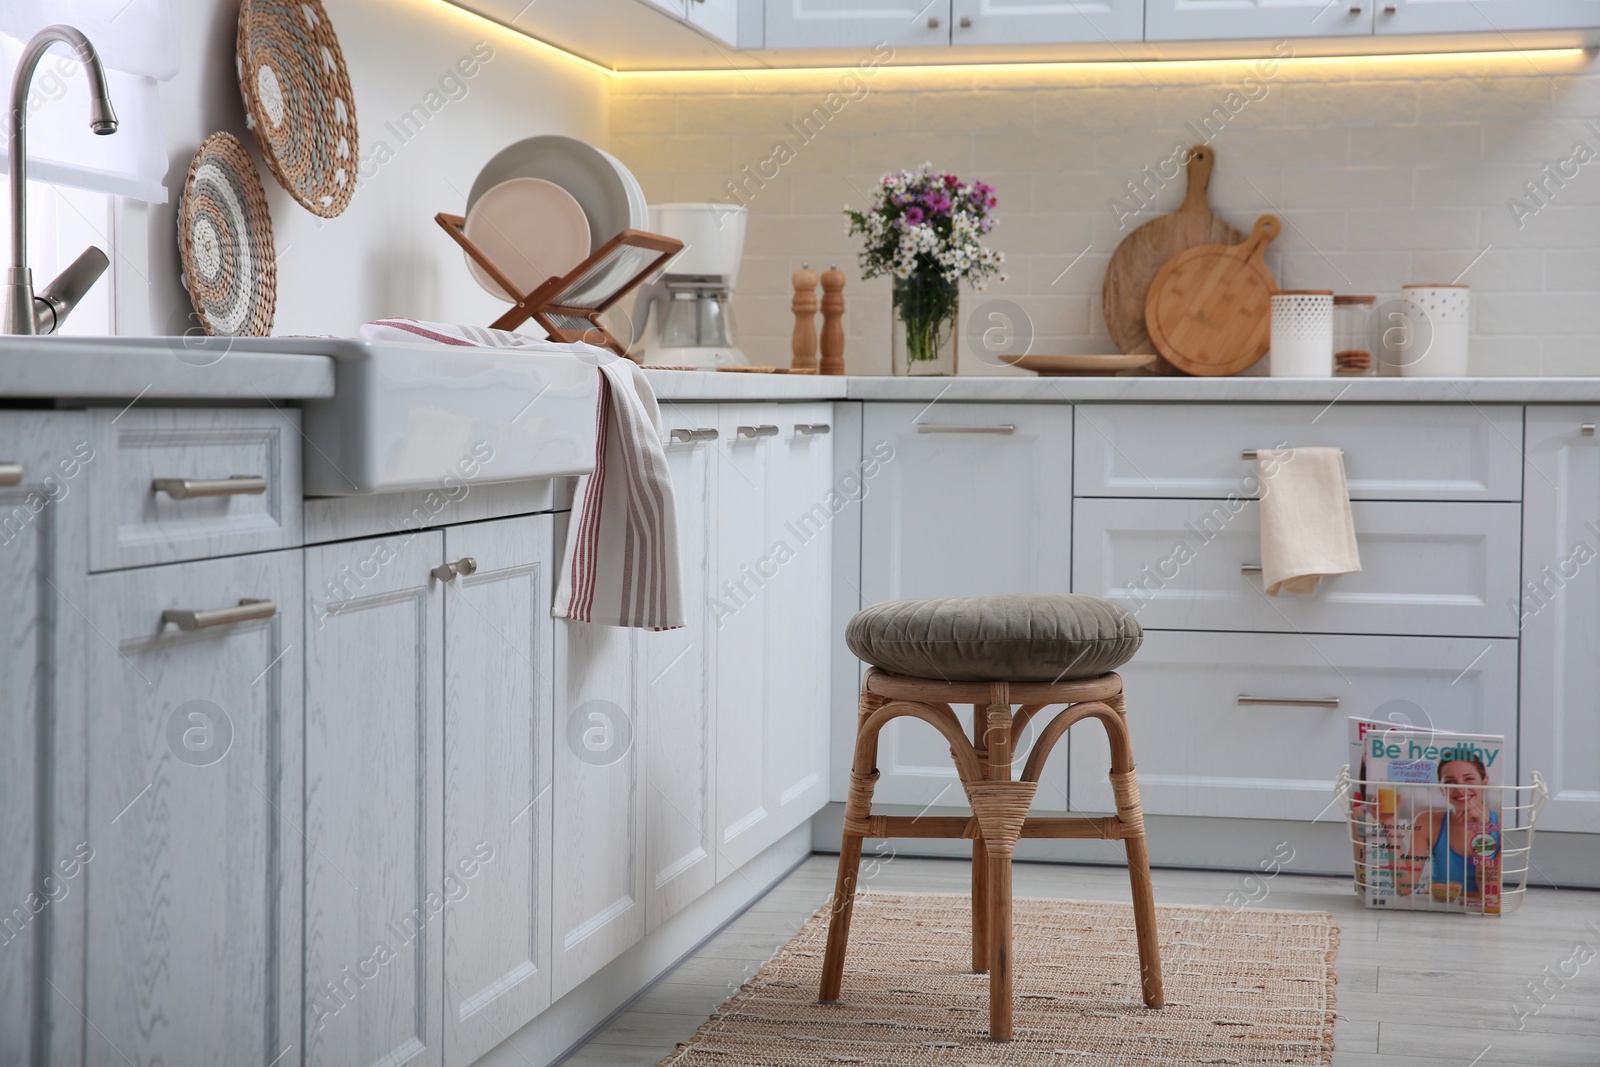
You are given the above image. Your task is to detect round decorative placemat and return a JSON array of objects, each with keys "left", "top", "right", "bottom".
[
  {"left": 237, "top": 0, "right": 358, "bottom": 218},
  {"left": 178, "top": 132, "right": 277, "bottom": 337}
]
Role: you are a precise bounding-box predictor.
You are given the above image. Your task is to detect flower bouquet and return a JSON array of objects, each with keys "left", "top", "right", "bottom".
[{"left": 845, "top": 164, "right": 1006, "bottom": 375}]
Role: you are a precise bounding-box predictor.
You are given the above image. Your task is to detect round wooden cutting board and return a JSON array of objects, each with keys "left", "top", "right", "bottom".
[
  {"left": 1102, "top": 146, "right": 1242, "bottom": 362},
  {"left": 1145, "top": 214, "right": 1280, "bottom": 377}
]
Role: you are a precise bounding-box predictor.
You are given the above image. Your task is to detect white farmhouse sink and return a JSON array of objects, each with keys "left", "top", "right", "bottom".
[{"left": 276, "top": 338, "right": 599, "bottom": 496}]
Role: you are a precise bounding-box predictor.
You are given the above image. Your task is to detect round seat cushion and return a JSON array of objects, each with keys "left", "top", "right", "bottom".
[{"left": 845, "top": 594, "right": 1142, "bottom": 683}]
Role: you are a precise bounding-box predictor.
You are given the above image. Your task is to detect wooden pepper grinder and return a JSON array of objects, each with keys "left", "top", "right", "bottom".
[
  {"left": 819, "top": 264, "right": 846, "bottom": 376},
  {"left": 790, "top": 264, "right": 818, "bottom": 372}
]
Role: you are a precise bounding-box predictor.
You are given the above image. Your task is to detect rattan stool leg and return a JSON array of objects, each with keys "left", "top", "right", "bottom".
[
  {"left": 819, "top": 688, "right": 887, "bottom": 1003},
  {"left": 1107, "top": 692, "right": 1165, "bottom": 1009},
  {"left": 971, "top": 834, "right": 989, "bottom": 973}
]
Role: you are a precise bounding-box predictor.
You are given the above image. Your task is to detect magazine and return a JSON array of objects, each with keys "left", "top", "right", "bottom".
[{"left": 1351, "top": 721, "right": 1506, "bottom": 913}]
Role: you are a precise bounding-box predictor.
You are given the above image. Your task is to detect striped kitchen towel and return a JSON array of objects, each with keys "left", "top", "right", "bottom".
[
  {"left": 553, "top": 353, "right": 684, "bottom": 630},
  {"left": 359, "top": 317, "right": 684, "bottom": 630}
]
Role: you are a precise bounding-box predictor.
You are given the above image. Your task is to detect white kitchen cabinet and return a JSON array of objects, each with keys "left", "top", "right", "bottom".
[
  {"left": 84, "top": 549, "right": 303, "bottom": 1067},
  {"left": 643, "top": 406, "right": 720, "bottom": 930},
  {"left": 763, "top": 0, "right": 950, "bottom": 48},
  {"left": 1377, "top": 0, "right": 1600, "bottom": 34},
  {"left": 304, "top": 531, "right": 445, "bottom": 1067},
  {"left": 1073, "top": 497, "right": 1522, "bottom": 639},
  {"left": 951, "top": 0, "right": 1143, "bottom": 45},
  {"left": 643, "top": 0, "right": 686, "bottom": 13},
  {"left": 1070, "top": 630, "right": 1519, "bottom": 821},
  {"left": 0, "top": 414, "right": 89, "bottom": 1067},
  {"left": 687, "top": 0, "right": 741, "bottom": 43},
  {"left": 1147, "top": 0, "right": 1376, "bottom": 39},
  {"left": 857, "top": 402, "right": 1074, "bottom": 811},
  {"left": 714, "top": 403, "right": 834, "bottom": 876},
  {"left": 1520, "top": 408, "right": 1600, "bottom": 834},
  {"left": 441, "top": 516, "right": 555, "bottom": 1066},
  {"left": 552, "top": 595, "right": 647, "bottom": 998}
]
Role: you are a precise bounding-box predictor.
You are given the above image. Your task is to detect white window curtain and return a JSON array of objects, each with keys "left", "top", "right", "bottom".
[{"left": 0, "top": 0, "right": 177, "bottom": 204}]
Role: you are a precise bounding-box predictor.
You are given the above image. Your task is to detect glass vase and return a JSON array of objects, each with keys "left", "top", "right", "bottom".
[{"left": 891, "top": 276, "right": 959, "bottom": 377}]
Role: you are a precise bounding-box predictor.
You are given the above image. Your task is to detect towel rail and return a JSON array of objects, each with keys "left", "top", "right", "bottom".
[{"left": 1241, "top": 448, "right": 1343, "bottom": 460}]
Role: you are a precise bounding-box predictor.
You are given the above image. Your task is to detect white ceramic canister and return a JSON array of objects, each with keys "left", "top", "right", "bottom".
[
  {"left": 1269, "top": 290, "right": 1334, "bottom": 377},
  {"left": 1398, "top": 284, "right": 1470, "bottom": 377}
]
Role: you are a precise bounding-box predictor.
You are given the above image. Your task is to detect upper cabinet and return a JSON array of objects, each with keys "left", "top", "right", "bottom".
[
  {"left": 951, "top": 0, "right": 1144, "bottom": 45},
  {"left": 764, "top": 0, "right": 950, "bottom": 48},
  {"left": 1146, "top": 0, "right": 1375, "bottom": 41},
  {"left": 1378, "top": 0, "right": 1600, "bottom": 34},
  {"left": 689, "top": 0, "right": 742, "bottom": 42}
]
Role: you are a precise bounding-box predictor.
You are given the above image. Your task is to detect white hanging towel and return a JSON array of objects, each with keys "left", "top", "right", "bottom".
[
  {"left": 1257, "top": 446, "right": 1362, "bottom": 597},
  {"left": 358, "top": 317, "right": 683, "bottom": 629}
]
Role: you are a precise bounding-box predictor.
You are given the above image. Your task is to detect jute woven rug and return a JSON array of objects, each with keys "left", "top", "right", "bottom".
[{"left": 658, "top": 890, "right": 1338, "bottom": 1066}]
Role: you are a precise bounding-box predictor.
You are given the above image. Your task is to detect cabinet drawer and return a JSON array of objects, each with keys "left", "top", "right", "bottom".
[
  {"left": 1070, "top": 630, "right": 1519, "bottom": 822},
  {"left": 90, "top": 408, "right": 301, "bottom": 570},
  {"left": 1073, "top": 403, "right": 1523, "bottom": 501},
  {"left": 1074, "top": 498, "right": 1521, "bottom": 638}
]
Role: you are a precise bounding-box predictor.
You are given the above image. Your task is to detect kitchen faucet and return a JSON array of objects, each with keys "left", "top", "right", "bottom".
[{"left": 5, "top": 25, "right": 119, "bottom": 335}]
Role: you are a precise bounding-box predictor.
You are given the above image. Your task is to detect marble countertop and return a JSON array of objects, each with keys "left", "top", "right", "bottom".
[{"left": 0, "top": 336, "right": 335, "bottom": 400}]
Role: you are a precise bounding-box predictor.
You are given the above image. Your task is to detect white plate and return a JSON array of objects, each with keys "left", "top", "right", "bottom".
[
  {"left": 463, "top": 178, "right": 591, "bottom": 301},
  {"left": 468, "top": 136, "right": 641, "bottom": 256}
]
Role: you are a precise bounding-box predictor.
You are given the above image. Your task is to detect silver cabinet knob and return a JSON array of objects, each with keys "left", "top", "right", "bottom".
[
  {"left": 736, "top": 425, "right": 779, "bottom": 439},
  {"left": 794, "top": 423, "right": 831, "bottom": 436},
  {"left": 1383, "top": 3, "right": 1396, "bottom": 12},
  {"left": 927, "top": 16, "right": 940, "bottom": 28},
  {"left": 1240, "top": 564, "right": 1264, "bottom": 575},
  {"left": 153, "top": 475, "right": 267, "bottom": 500},
  {"left": 668, "top": 427, "right": 719, "bottom": 444},
  {"left": 0, "top": 461, "right": 22, "bottom": 487},
  {"left": 432, "top": 557, "right": 478, "bottom": 582},
  {"left": 162, "top": 598, "right": 276, "bottom": 632},
  {"left": 959, "top": 15, "right": 971, "bottom": 27},
  {"left": 1349, "top": 4, "right": 1362, "bottom": 13},
  {"left": 1583, "top": 423, "right": 1596, "bottom": 436}
]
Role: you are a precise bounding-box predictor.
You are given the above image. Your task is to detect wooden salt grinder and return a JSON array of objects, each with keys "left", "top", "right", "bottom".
[
  {"left": 819, "top": 265, "right": 846, "bottom": 376},
  {"left": 791, "top": 264, "right": 819, "bottom": 371}
]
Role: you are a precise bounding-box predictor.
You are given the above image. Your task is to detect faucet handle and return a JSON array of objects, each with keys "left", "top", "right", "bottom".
[{"left": 32, "top": 246, "right": 109, "bottom": 335}]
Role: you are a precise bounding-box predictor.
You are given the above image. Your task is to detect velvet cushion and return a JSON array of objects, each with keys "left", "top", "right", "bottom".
[{"left": 845, "top": 594, "right": 1142, "bottom": 682}]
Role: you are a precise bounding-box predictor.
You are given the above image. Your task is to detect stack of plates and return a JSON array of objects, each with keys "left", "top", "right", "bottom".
[{"left": 462, "top": 136, "right": 649, "bottom": 303}]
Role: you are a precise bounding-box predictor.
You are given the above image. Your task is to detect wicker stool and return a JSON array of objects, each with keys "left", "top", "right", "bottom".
[{"left": 817, "top": 594, "right": 1164, "bottom": 1041}]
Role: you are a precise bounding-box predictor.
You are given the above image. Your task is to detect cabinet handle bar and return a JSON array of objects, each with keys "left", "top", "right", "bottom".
[
  {"left": 795, "top": 423, "right": 831, "bottom": 436},
  {"left": 0, "top": 462, "right": 22, "bottom": 486},
  {"left": 668, "top": 428, "right": 718, "bottom": 444},
  {"left": 1240, "top": 564, "right": 1263, "bottom": 575},
  {"left": 432, "top": 557, "right": 478, "bottom": 582},
  {"left": 163, "top": 598, "right": 276, "bottom": 632},
  {"left": 1237, "top": 695, "right": 1341, "bottom": 708},
  {"left": 1582, "top": 424, "right": 1595, "bottom": 436},
  {"left": 917, "top": 424, "right": 1015, "bottom": 435},
  {"left": 153, "top": 475, "right": 268, "bottom": 500},
  {"left": 736, "top": 425, "right": 779, "bottom": 439},
  {"left": 1242, "top": 448, "right": 1342, "bottom": 460}
]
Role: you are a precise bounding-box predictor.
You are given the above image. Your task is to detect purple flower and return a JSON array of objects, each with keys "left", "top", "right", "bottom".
[
  {"left": 925, "top": 192, "right": 952, "bottom": 215},
  {"left": 903, "top": 206, "right": 925, "bottom": 226}
]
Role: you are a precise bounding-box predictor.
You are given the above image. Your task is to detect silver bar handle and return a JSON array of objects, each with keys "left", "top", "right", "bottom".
[
  {"left": 736, "top": 425, "right": 779, "bottom": 439},
  {"left": 1582, "top": 424, "right": 1595, "bottom": 436},
  {"left": 1238, "top": 695, "right": 1341, "bottom": 709},
  {"left": 1241, "top": 448, "right": 1342, "bottom": 460},
  {"left": 163, "top": 598, "right": 276, "bottom": 632},
  {"left": 917, "top": 424, "right": 1015, "bottom": 435},
  {"left": 794, "top": 423, "right": 831, "bottom": 436},
  {"left": 668, "top": 428, "right": 718, "bottom": 444},
  {"left": 1241, "top": 564, "right": 1263, "bottom": 575},
  {"left": 0, "top": 462, "right": 22, "bottom": 487},
  {"left": 432, "top": 557, "right": 478, "bottom": 582},
  {"left": 153, "top": 475, "right": 268, "bottom": 500}
]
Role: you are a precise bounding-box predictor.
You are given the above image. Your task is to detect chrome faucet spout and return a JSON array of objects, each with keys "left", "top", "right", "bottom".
[{"left": 6, "top": 25, "right": 120, "bottom": 335}]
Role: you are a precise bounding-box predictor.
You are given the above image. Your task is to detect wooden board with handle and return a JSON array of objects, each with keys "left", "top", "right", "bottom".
[
  {"left": 1144, "top": 214, "right": 1280, "bottom": 377},
  {"left": 1101, "top": 146, "right": 1241, "bottom": 364}
]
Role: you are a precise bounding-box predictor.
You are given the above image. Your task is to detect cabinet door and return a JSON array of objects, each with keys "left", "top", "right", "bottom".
[
  {"left": 643, "top": 0, "right": 686, "bottom": 13},
  {"left": 441, "top": 516, "right": 554, "bottom": 1066},
  {"left": 0, "top": 414, "right": 89, "bottom": 1067},
  {"left": 950, "top": 0, "right": 1142, "bottom": 44},
  {"left": 713, "top": 404, "right": 778, "bottom": 876},
  {"left": 85, "top": 549, "right": 303, "bottom": 1066},
  {"left": 687, "top": 0, "right": 740, "bottom": 42},
  {"left": 858, "top": 402, "right": 1074, "bottom": 811},
  {"left": 644, "top": 406, "right": 719, "bottom": 930},
  {"left": 1146, "top": 0, "right": 1373, "bottom": 40},
  {"left": 764, "top": 0, "right": 949, "bottom": 48},
  {"left": 758, "top": 405, "right": 833, "bottom": 847},
  {"left": 1377, "top": 0, "right": 1600, "bottom": 33},
  {"left": 552, "top": 541, "right": 645, "bottom": 998},
  {"left": 1520, "top": 407, "right": 1600, "bottom": 834},
  {"left": 1070, "top": 630, "right": 1519, "bottom": 821},
  {"left": 304, "top": 532, "right": 445, "bottom": 1067}
]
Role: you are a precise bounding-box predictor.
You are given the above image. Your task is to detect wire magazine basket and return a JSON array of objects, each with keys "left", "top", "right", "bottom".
[{"left": 1334, "top": 766, "right": 1548, "bottom": 917}]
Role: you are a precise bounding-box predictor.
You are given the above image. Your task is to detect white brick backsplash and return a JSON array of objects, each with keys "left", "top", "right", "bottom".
[{"left": 609, "top": 55, "right": 1600, "bottom": 375}]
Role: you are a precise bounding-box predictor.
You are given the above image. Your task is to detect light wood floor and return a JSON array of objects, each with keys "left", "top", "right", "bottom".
[{"left": 559, "top": 854, "right": 1600, "bottom": 1067}]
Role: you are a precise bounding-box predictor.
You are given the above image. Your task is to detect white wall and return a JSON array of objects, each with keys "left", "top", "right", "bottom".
[{"left": 119, "top": 0, "right": 609, "bottom": 337}]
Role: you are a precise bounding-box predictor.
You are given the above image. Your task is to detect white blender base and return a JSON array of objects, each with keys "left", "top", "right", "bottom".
[{"left": 639, "top": 345, "right": 750, "bottom": 369}]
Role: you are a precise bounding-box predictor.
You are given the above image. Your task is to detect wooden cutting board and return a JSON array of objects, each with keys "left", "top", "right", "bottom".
[
  {"left": 1101, "top": 146, "right": 1241, "bottom": 363},
  {"left": 1145, "top": 214, "right": 1281, "bottom": 377}
]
